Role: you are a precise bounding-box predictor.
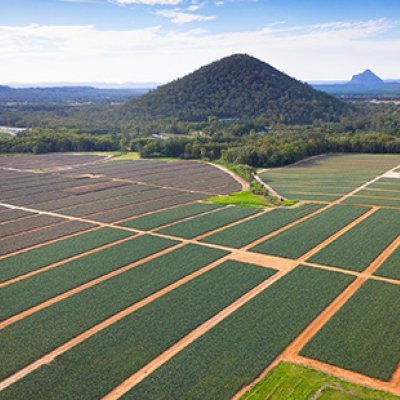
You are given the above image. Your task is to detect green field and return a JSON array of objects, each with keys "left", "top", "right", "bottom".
[
  {"left": 201, "top": 203, "right": 323, "bottom": 248},
  {"left": 118, "top": 202, "right": 222, "bottom": 230},
  {"left": 301, "top": 280, "right": 400, "bottom": 381},
  {"left": 0, "top": 235, "right": 177, "bottom": 321},
  {"left": 0, "top": 261, "right": 276, "bottom": 400},
  {"left": 374, "top": 246, "right": 400, "bottom": 280},
  {"left": 260, "top": 154, "right": 400, "bottom": 201},
  {"left": 308, "top": 208, "right": 400, "bottom": 271},
  {"left": 0, "top": 244, "right": 228, "bottom": 381},
  {"left": 0, "top": 227, "right": 134, "bottom": 283},
  {"left": 157, "top": 206, "right": 260, "bottom": 238},
  {"left": 240, "top": 362, "right": 399, "bottom": 400},
  {"left": 123, "top": 266, "right": 354, "bottom": 400},
  {"left": 206, "top": 191, "right": 268, "bottom": 208},
  {"left": 251, "top": 205, "right": 368, "bottom": 259}
]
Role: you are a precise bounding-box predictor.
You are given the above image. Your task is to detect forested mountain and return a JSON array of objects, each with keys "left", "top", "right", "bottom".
[{"left": 120, "top": 54, "right": 350, "bottom": 124}]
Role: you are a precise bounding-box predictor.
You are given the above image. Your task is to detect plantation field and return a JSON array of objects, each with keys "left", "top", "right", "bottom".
[
  {"left": 251, "top": 205, "right": 369, "bottom": 259},
  {"left": 157, "top": 206, "right": 260, "bottom": 238},
  {"left": 123, "top": 266, "right": 354, "bottom": 400},
  {"left": 308, "top": 208, "right": 400, "bottom": 271},
  {"left": 260, "top": 154, "right": 400, "bottom": 201},
  {"left": 0, "top": 261, "right": 276, "bottom": 399},
  {"left": 301, "top": 280, "right": 400, "bottom": 381},
  {"left": 0, "top": 235, "right": 177, "bottom": 320},
  {"left": 374, "top": 246, "right": 400, "bottom": 280},
  {"left": 119, "top": 202, "right": 223, "bottom": 230},
  {"left": 0, "top": 227, "right": 133, "bottom": 283},
  {"left": 201, "top": 203, "right": 322, "bottom": 248},
  {"left": 1, "top": 153, "right": 400, "bottom": 400},
  {"left": 0, "top": 244, "right": 228, "bottom": 381}
]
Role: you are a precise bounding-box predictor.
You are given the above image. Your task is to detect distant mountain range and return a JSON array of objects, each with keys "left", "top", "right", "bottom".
[
  {"left": 0, "top": 85, "right": 150, "bottom": 103},
  {"left": 119, "top": 54, "right": 349, "bottom": 124},
  {"left": 312, "top": 70, "right": 400, "bottom": 97}
]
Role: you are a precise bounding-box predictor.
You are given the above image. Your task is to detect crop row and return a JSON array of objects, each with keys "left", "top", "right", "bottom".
[
  {"left": 158, "top": 206, "right": 260, "bottom": 239},
  {"left": 0, "top": 214, "right": 64, "bottom": 239},
  {"left": 0, "top": 244, "right": 228, "bottom": 381},
  {"left": 356, "top": 189, "right": 400, "bottom": 199},
  {"left": 0, "top": 235, "right": 177, "bottom": 321},
  {"left": 61, "top": 188, "right": 180, "bottom": 217},
  {"left": 344, "top": 196, "right": 400, "bottom": 208},
  {"left": 301, "top": 280, "right": 400, "bottom": 381},
  {"left": 272, "top": 186, "right": 351, "bottom": 194},
  {"left": 126, "top": 265, "right": 354, "bottom": 400},
  {"left": 120, "top": 202, "right": 223, "bottom": 230},
  {"left": 0, "top": 227, "right": 133, "bottom": 283},
  {"left": 32, "top": 183, "right": 153, "bottom": 211},
  {"left": 0, "top": 177, "right": 103, "bottom": 202},
  {"left": 308, "top": 208, "right": 400, "bottom": 271},
  {"left": 374, "top": 246, "right": 400, "bottom": 280},
  {"left": 277, "top": 192, "right": 341, "bottom": 201},
  {"left": 251, "top": 205, "right": 369, "bottom": 259},
  {"left": 0, "top": 260, "right": 276, "bottom": 399},
  {"left": 0, "top": 220, "right": 94, "bottom": 257},
  {"left": 93, "top": 192, "right": 208, "bottom": 223},
  {"left": 201, "top": 203, "right": 323, "bottom": 248},
  {"left": 0, "top": 209, "right": 33, "bottom": 224}
]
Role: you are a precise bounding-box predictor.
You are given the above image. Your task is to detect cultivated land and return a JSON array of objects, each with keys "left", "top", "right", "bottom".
[{"left": 0, "top": 152, "right": 400, "bottom": 400}]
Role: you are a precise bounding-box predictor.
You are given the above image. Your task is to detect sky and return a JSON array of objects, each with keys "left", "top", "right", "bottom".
[{"left": 0, "top": 0, "right": 399, "bottom": 84}]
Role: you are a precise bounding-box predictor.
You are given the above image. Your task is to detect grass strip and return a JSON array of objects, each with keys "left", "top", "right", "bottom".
[
  {"left": 0, "top": 235, "right": 177, "bottom": 321},
  {"left": 157, "top": 206, "right": 260, "bottom": 238},
  {"left": 240, "top": 362, "right": 399, "bottom": 400},
  {"left": 308, "top": 208, "right": 400, "bottom": 271},
  {"left": 251, "top": 205, "right": 369, "bottom": 259},
  {"left": 201, "top": 203, "right": 323, "bottom": 248},
  {"left": 205, "top": 191, "right": 268, "bottom": 208},
  {"left": 0, "top": 244, "right": 228, "bottom": 381},
  {"left": 301, "top": 280, "right": 400, "bottom": 381},
  {"left": 0, "top": 228, "right": 134, "bottom": 283},
  {"left": 118, "top": 202, "right": 222, "bottom": 230},
  {"left": 0, "top": 261, "right": 276, "bottom": 400},
  {"left": 124, "top": 265, "right": 354, "bottom": 400}
]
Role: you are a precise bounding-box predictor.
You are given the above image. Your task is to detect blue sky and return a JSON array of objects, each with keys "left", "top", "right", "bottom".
[{"left": 0, "top": 0, "right": 399, "bottom": 83}]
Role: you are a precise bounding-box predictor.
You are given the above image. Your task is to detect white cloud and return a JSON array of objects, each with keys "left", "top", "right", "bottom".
[
  {"left": 156, "top": 9, "right": 215, "bottom": 24},
  {"left": 0, "top": 19, "right": 399, "bottom": 83}
]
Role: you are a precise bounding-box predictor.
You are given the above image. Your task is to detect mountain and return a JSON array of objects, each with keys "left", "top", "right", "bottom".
[
  {"left": 348, "top": 69, "right": 384, "bottom": 85},
  {"left": 313, "top": 69, "right": 400, "bottom": 97},
  {"left": 120, "top": 54, "right": 349, "bottom": 124}
]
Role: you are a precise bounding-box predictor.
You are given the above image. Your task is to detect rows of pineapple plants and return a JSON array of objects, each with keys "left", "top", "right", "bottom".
[
  {"left": 0, "top": 227, "right": 133, "bottom": 283},
  {"left": 119, "top": 202, "right": 223, "bottom": 230},
  {"left": 0, "top": 214, "right": 63, "bottom": 239},
  {"left": 125, "top": 266, "right": 354, "bottom": 400},
  {"left": 301, "top": 280, "right": 400, "bottom": 381},
  {"left": 0, "top": 235, "right": 177, "bottom": 321},
  {"left": 251, "top": 205, "right": 369, "bottom": 259},
  {"left": 93, "top": 192, "right": 207, "bottom": 223},
  {"left": 0, "top": 244, "right": 228, "bottom": 381},
  {"left": 201, "top": 203, "right": 323, "bottom": 248},
  {"left": 344, "top": 196, "right": 400, "bottom": 208},
  {"left": 0, "top": 220, "right": 94, "bottom": 257},
  {"left": 308, "top": 208, "right": 400, "bottom": 271},
  {"left": 158, "top": 206, "right": 260, "bottom": 239},
  {"left": 374, "top": 246, "right": 400, "bottom": 280},
  {"left": 0, "top": 261, "right": 276, "bottom": 400}
]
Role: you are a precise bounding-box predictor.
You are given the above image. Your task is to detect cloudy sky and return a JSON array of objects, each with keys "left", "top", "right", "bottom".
[{"left": 1, "top": 0, "right": 399, "bottom": 84}]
